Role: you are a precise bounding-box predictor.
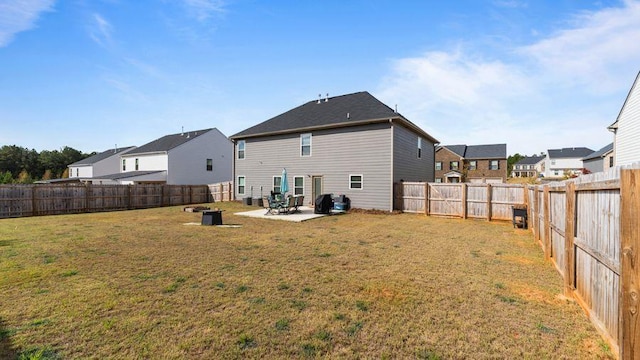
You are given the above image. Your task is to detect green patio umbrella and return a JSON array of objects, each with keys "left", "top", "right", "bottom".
[{"left": 281, "top": 168, "right": 289, "bottom": 194}]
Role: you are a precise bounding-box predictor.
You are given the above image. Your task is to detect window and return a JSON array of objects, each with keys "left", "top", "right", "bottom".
[
  {"left": 554, "top": 170, "right": 559, "bottom": 176},
  {"left": 450, "top": 161, "right": 459, "bottom": 170},
  {"left": 135, "top": 158, "right": 139, "bottom": 171},
  {"left": 350, "top": 175, "right": 363, "bottom": 189},
  {"left": 417, "top": 137, "right": 422, "bottom": 159},
  {"left": 435, "top": 162, "right": 442, "bottom": 171},
  {"left": 489, "top": 160, "right": 499, "bottom": 170},
  {"left": 237, "top": 176, "right": 245, "bottom": 195},
  {"left": 435, "top": 178, "right": 442, "bottom": 183},
  {"left": 76, "top": 168, "right": 79, "bottom": 177},
  {"left": 551, "top": 160, "right": 556, "bottom": 165},
  {"left": 609, "top": 156, "right": 614, "bottom": 167},
  {"left": 206, "top": 159, "right": 213, "bottom": 171},
  {"left": 237, "top": 140, "right": 245, "bottom": 159},
  {"left": 122, "top": 159, "right": 126, "bottom": 171},
  {"left": 301, "top": 133, "right": 311, "bottom": 157},
  {"left": 294, "top": 176, "right": 304, "bottom": 195},
  {"left": 273, "top": 176, "right": 282, "bottom": 193},
  {"left": 468, "top": 161, "right": 477, "bottom": 170}
]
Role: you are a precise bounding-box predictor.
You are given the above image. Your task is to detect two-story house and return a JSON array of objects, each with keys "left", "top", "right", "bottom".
[
  {"left": 435, "top": 144, "right": 507, "bottom": 183},
  {"left": 92, "top": 128, "right": 233, "bottom": 185},
  {"left": 582, "top": 143, "right": 614, "bottom": 174},
  {"left": 608, "top": 71, "right": 640, "bottom": 166},
  {"left": 542, "top": 147, "right": 594, "bottom": 178},
  {"left": 511, "top": 155, "right": 545, "bottom": 178},
  {"left": 229, "top": 91, "right": 439, "bottom": 211},
  {"left": 67, "top": 146, "right": 136, "bottom": 180}
]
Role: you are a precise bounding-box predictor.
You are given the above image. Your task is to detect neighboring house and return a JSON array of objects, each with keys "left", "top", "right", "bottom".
[
  {"left": 67, "top": 146, "right": 136, "bottom": 180},
  {"left": 582, "top": 143, "right": 614, "bottom": 174},
  {"left": 229, "top": 91, "right": 439, "bottom": 211},
  {"left": 511, "top": 155, "right": 545, "bottom": 178},
  {"left": 434, "top": 144, "right": 507, "bottom": 183},
  {"left": 608, "top": 71, "right": 640, "bottom": 166},
  {"left": 93, "top": 128, "right": 233, "bottom": 185},
  {"left": 542, "top": 147, "right": 594, "bottom": 178}
]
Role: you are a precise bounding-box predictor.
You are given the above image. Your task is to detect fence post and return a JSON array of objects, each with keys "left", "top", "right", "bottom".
[
  {"left": 31, "top": 185, "right": 37, "bottom": 216},
  {"left": 228, "top": 181, "right": 233, "bottom": 201},
  {"left": 564, "top": 181, "right": 576, "bottom": 297},
  {"left": 534, "top": 186, "right": 541, "bottom": 243},
  {"left": 85, "top": 182, "right": 91, "bottom": 213},
  {"left": 621, "top": 169, "right": 640, "bottom": 360},
  {"left": 127, "top": 185, "right": 133, "bottom": 209},
  {"left": 543, "top": 185, "right": 551, "bottom": 261},
  {"left": 424, "top": 182, "right": 429, "bottom": 215},
  {"left": 486, "top": 184, "right": 492, "bottom": 221},
  {"left": 461, "top": 183, "right": 467, "bottom": 219}
]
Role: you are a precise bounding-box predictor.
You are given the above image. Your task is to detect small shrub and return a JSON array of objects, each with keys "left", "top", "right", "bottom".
[
  {"left": 248, "top": 297, "right": 265, "bottom": 304},
  {"left": 355, "top": 300, "right": 368, "bottom": 311},
  {"left": 215, "top": 282, "right": 225, "bottom": 289},
  {"left": 535, "top": 322, "right": 555, "bottom": 333},
  {"left": 237, "top": 334, "right": 256, "bottom": 350},
  {"left": 498, "top": 295, "right": 517, "bottom": 304},
  {"left": 275, "top": 318, "right": 289, "bottom": 331},
  {"left": 236, "top": 285, "right": 249, "bottom": 293},
  {"left": 17, "top": 346, "right": 60, "bottom": 360},
  {"left": 302, "top": 287, "right": 313, "bottom": 294}
]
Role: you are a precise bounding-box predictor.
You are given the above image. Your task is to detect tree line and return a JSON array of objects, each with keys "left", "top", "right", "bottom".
[{"left": 0, "top": 145, "right": 94, "bottom": 184}]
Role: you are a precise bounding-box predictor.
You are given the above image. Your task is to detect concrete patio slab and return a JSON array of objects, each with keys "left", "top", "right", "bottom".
[{"left": 234, "top": 206, "right": 327, "bottom": 222}]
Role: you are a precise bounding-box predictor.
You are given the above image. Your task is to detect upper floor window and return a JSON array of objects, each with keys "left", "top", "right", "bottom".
[
  {"left": 206, "top": 159, "right": 213, "bottom": 171},
  {"left": 468, "top": 161, "right": 477, "bottom": 170},
  {"left": 76, "top": 168, "right": 79, "bottom": 177},
  {"left": 609, "top": 156, "right": 614, "bottom": 167},
  {"left": 237, "top": 140, "right": 246, "bottom": 159},
  {"left": 301, "top": 133, "right": 311, "bottom": 157},
  {"left": 122, "top": 159, "right": 126, "bottom": 171},
  {"left": 294, "top": 176, "right": 304, "bottom": 195},
  {"left": 135, "top": 158, "right": 139, "bottom": 171},
  {"left": 489, "top": 160, "right": 499, "bottom": 170},
  {"left": 417, "top": 137, "right": 422, "bottom": 159},
  {"left": 349, "top": 175, "right": 363, "bottom": 190},
  {"left": 435, "top": 162, "right": 442, "bottom": 171},
  {"left": 450, "top": 161, "right": 459, "bottom": 171}
]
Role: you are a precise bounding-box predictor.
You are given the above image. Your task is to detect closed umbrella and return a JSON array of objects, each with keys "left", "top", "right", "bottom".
[{"left": 281, "top": 168, "right": 289, "bottom": 195}]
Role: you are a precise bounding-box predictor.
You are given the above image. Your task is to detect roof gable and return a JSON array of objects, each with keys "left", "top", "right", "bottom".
[
  {"left": 125, "top": 129, "right": 213, "bottom": 155},
  {"left": 610, "top": 70, "right": 640, "bottom": 129},
  {"left": 230, "top": 92, "right": 435, "bottom": 141},
  {"left": 582, "top": 143, "right": 613, "bottom": 161},
  {"left": 69, "top": 146, "right": 136, "bottom": 166},
  {"left": 548, "top": 147, "right": 595, "bottom": 159}
]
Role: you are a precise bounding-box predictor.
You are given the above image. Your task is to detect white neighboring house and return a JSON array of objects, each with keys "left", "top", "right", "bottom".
[
  {"left": 543, "top": 147, "right": 594, "bottom": 179},
  {"left": 68, "top": 146, "right": 136, "bottom": 180},
  {"left": 93, "top": 128, "right": 233, "bottom": 185},
  {"left": 608, "top": 71, "right": 640, "bottom": 166},
  {"left": 511, "top": 155, "right": 545, "bottom": 178}
]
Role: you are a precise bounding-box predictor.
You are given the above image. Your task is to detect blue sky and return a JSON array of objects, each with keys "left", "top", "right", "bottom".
[{"left": 1, "top": 0, "right": 639, "bottom": 156}]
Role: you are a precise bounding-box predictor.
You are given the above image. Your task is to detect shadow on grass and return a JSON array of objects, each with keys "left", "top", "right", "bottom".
[{"left": 0, "top": 318, "right": 18, "bottom": 359}]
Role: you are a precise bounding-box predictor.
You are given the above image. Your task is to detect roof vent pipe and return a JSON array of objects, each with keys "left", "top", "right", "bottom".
[
  {"left": 347, "top": 112, "right": 350, "bottom": 119},
  {"left": 317, "top": 94, "right": 321, "bottom": 104},
  {"left": 114, "top": 144, "right": 117, "bottom": 153},
  {"left": 394, "top": 104, "right": 398, "bottom": 113},
  {"left": 181, "top": 126, "right": 184, "bottom": 136},
  {"left": 325, "top": 93, "right": 329, "bottom": 102}
]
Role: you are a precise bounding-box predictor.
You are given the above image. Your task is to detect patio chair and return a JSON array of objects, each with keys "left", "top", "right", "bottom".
[
  {"left": 291, "top": 195, "right": 304, "bottom": 213},
  {"left": 279, "top": 195, "right": 296, "bottom": 214},
  {"left": 263, "top": 196, "right": 280, "bottom": 215}
]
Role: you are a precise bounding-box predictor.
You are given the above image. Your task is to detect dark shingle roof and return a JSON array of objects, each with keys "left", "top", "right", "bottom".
[
  {"left": 125, "top": 129, "right": 213, "bottom": 155},
  {"left": 515, "top": 156, "right": 544, "bottom": 165},
  {"left": 548, "top": 147, "right": 594, "bottom": 159},
  {"left": 582, "top": 143, "right": 613, "bottom": 161},
  {"left": 230, "top": 92, "right": 438, "bottom": 143},
  {"left": 69, "top": 146, "right": 136, "bottom": 166},
  {"left": 439, "top": 144, "right": 506, "bottom": 159}
]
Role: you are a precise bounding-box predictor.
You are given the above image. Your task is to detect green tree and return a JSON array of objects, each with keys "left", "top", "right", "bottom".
[
  {"left": 507, "top": 153, "right": 524, "bottom": 178},
  {"left": 0, "top": 171, "right": 13, "bottom": 184}
]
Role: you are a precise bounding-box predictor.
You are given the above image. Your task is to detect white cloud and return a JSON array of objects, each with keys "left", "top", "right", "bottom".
[
  {"left": 0, "top": 0, "right": 55, "bottom": 47},
  {"left": 378, "top": 0, "right": 640, "bottom": 156},
  {"left": 182, "top": 0, "right": 226, "bottom": 22},
  {"left": 89, "top": 13, "right": 113, "bottom": 48}
]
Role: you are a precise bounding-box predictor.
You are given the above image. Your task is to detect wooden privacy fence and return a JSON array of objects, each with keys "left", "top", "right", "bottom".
[
  {"left": 396, "top": 182, "right": 525, "bottom": 220},
  {"left": 397, "top": 165, "right": 640, "bottom": 359},
  {"left": 208, "top": 181, "right": 233, "bottom": 202},
  {"left": 0, "top": 183, "right": 211, "bottom": 219}
]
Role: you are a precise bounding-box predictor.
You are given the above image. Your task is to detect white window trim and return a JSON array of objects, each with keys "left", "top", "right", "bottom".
[
  {"left": 237, "top": 176, "right": 246, "bottom": 196},
  {"left": 273, "top": 176, "right": 282, "bottom": 193},
  {"left": 435, "top": 162, "right": 442, "bottom": 171},
  {"left": 349, "top": 174, "right": 363, "bottom": 190},
  {"left": 206, "top": 158, "right": 213, "bottom": 171},
  {"left": 293, "top": 176, "right": 304, "bottom": 195},
  {"left": 469, "top": 161, "right": 477, "bottom": 170},
  {"left": 489, "top": 160, "right": 499, "bottom": 170},
  {"left": 237, "top": 140, "right": 246, "bottom": 160},
  {"left": 300, "top": 133, "right": 312, "bottom": 157},
  {"left": 417, "top": 137, "right": 422, "bottom": 159}
]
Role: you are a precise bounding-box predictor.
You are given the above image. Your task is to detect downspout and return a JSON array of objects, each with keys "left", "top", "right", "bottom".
[
  {"left": 231, "top": 139, "right": 236, "bottom": 201},
  {"left": 389, "top": 118, "right": 394, "bottom": 212}
]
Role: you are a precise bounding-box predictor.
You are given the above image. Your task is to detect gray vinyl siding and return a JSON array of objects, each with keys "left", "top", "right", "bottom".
[
  {"left": 616, "top": 76, "right": 640, "bottom": 166},
  {"left": 583, "top": 157, "right": 604, "bottom": 174},
  {"left": 234, "top": 122, "right": 393, "bottom": 210},
  {"left": 393, "top": 124, "right": 436, "bottom": 182},
  {"left": 168, "top": 129, "right": 233, "bottom": 185}
]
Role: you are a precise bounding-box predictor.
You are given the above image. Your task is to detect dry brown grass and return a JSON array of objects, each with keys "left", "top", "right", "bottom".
[{"left": 0, "top": 202, "right": 614, "bottom": 359}]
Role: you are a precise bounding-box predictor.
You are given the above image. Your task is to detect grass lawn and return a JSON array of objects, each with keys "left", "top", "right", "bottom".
[{"left": 0, "top": 202, "right": 614, "bottom": 359}]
